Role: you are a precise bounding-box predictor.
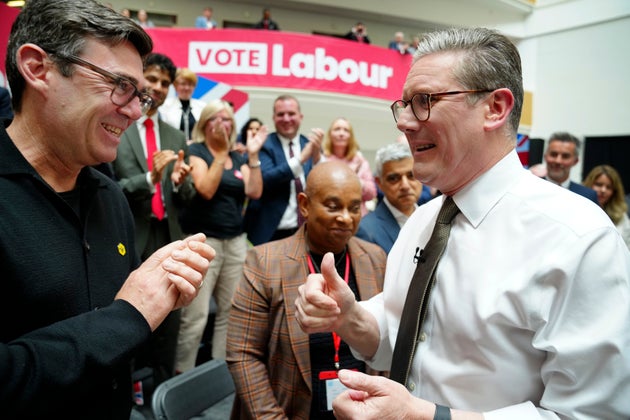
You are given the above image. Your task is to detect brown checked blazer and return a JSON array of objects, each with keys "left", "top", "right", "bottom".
[{"left": 226, "top": 226, "right": 387, "bottom": 419}]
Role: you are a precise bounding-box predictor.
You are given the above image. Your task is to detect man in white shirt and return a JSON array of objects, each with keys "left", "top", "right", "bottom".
[{"left": 295, "top": 27, "right": 630, "bottom": 420}]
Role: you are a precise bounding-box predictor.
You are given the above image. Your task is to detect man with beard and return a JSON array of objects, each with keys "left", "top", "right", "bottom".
[{"left": 113, "top": 52, "right": 196, "bottom": 395}]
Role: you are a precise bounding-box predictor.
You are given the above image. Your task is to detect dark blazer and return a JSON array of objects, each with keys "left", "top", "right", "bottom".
[
  {"left": 356, "top": 200, "right": 401, "bottom": 254},
  {"left": 569, "top": 181, "right": 598, "bottom": 205},
  {"left": 226, "top": 227, "right": 387, "bottom": 420},
  {"left": 113, "top": 119, "right": 195, "bottom": 255},
  {"left": 244, "top": 132, "right": 313, "bottom": 245}
]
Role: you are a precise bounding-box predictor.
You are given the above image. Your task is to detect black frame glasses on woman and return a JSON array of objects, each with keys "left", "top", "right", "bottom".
[
  {"left": 390, "top": 90, "right": 494, "bottom": 123},
  {"left": 47, "top": 51, "right": 154, "bottom": 115}
]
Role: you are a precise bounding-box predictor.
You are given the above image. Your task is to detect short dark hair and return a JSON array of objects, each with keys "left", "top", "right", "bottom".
[
  {"left": 144, "top": 53, "right": 177, "bottom": 83},
  {"left": 6, "top": 0, "right": 152, "bottom": 112}
]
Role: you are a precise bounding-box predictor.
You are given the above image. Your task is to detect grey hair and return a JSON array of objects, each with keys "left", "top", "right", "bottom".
[
  {"left": 374, "top": 142, "right": 413, "bottom": 178},
  {"left": 7, "top": 0, "right": 152, "bottom": 112},
  {"left": 413, "top": 27, "right": 523, "bottom": 134},
  {"left": 548, "top": 131, "right": 581, "bottom": 154}
]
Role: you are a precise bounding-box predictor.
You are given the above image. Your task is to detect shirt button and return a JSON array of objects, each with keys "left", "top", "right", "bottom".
[
  {"left": 407, "top": 381, "right": 416, "bottom": 392},
  {"left": 419, "top": 332, "right": 427, "bottom": 342}
]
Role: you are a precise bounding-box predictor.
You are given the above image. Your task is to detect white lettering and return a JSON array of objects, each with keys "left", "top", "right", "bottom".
[
  {"left": 189, "top": 42, "right": 394, "bottom": 89},
  {"left": 271, "top": 45, "right": 393, "bottom": 89},
  {"left": 272, "top": 44, "right": 290, "bottom": 76}
]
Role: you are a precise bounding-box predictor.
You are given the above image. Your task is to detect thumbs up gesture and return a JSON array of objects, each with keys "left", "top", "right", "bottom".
[{"left": 295, "top": 252, "right": 356, "bottom": 333}]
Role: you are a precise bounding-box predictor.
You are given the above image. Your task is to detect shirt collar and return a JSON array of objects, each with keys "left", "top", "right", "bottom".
[
  {"left": 383, "top": 196, "right": 414, "bottom": 228},
  {"left": 453, "top": 149, "right": 526, "bottom": 228}
]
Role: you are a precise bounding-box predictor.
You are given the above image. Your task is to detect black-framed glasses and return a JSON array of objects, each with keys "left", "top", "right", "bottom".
[
  {"left": 49, "top": 52, "right": 154, "bottom": 114},
  {"left": 390, "top": 90, "right": 494, "bottom": 123}
]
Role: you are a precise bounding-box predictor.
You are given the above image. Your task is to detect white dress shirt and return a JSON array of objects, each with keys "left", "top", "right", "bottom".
[
  {"left": 359, "top": 150, "right": 630, "bottom": 419},
  {"left": 276, "top": 134, "right": 306, "bottom": 230},
  {"left": 159, "top": 97, "right": 206, "bottom": 138}
]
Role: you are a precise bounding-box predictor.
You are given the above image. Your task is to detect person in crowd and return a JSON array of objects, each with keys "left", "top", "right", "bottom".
[
  {"left": 244, "top": 94, "right": 324, "bottom": 245},
  {"left": 0, "top": 0, "right": 214, "bottom": 417},
  {"left": 227, "top": 161, "right": 387, "bottom": 419},
  {"left": 120, "top": 7, "right": 131, "bottom": 18},
  {"left": 175, "top": 99, "right": 269, "bottom": 371},
  {"left": 233, "top": 117, "right": 263, "bottom": 154},
  {"left": 160, "top": 67, "right": 206, "bottom": 142},
  {"left": 407, "top": 35, "right": 421, "bottom": 55},
  {"left": 356, "top": 142, "right": 423, "bottom": 253},
  {"left": 253, "top": 8, "right": 280, "bottom": 30},
  {"left": 321, "top": 117, "right": 376, "bottom": 216},
  {"left": 135, "top": 9, "right": 154, "bottom": 28},
  {"left": 296, "top": 27, "right": 630, "bottom": 419},
  {"left": 113, "top": 53, "right": 196, "bottom": 392},
  {"left": 388, "top": 31, "right": 411, "bottom": 54},
  {"left": 542, "top": 131, "right": 598, "bottom": 204},
  {"left": 583, "top": 164, "right": 630, "bottom": 249},
  {"left": 0, "top": 86, "right": 12, "bottom": 120},
  {"left": 344, "top": 22, "right": 370, "bottom": 44},
  {"left": 195, "top": 7, "right": 218, "bottom": 29}
]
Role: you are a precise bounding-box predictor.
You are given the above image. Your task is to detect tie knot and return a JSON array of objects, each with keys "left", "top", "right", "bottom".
[
  {"left": 144, "top": 118, "right": 154, "bottom": 129},
  {"left": 437, "top": 196, "right": 460, "bottom": 224}
]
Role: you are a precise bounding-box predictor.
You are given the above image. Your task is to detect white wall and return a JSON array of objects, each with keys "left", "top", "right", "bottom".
[{"left": 108, "top": 0, "right": 630, "bottom": 173}]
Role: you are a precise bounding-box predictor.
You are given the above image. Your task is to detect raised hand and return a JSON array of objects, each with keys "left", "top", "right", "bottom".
[
  {"left": 170, "top": 149, "right": 192, "bottom": 185},
  {"left": 295, "top": 252, "right": 355, "bottom": 333},
  {"left": 246, "top": 125, "right": 269, "bottom": 155},
  {"left": 115, "top": 233, "right": 215, "bottom": 331},
  {"left": 151, "top": 149, "right": 178, "bottom": 184}
]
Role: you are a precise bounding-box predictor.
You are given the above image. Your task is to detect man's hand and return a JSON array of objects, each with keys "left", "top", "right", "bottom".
[
  {"left": 333, "top": 370, "right": 483, "bottom": 420},
  {"left": 300, "top": 128, "right": 324, "bottom": 164},
  {"left": 116, "top": 233, "right": 215, "bottom": 331},
  {"left": 295, "top": 252, "right": 356, "bottom": 333},
  {"left": 332, "top": 370, "right": 433, "bottom": 420},
  {"left": 171, "top": 150, "right": 192, "bottom": 185},
  {"left": 151, "top": 149, "right": 178, "bottom": 184}
]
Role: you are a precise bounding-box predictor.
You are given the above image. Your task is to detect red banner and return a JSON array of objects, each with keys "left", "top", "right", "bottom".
[
  {"left": 148, "top": 28, "right": 412, "bottom": 101},
  {"left": 0, "top": 3, "right": 21, "bottom": 87}
]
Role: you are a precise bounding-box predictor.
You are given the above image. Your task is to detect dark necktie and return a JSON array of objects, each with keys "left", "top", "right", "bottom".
[
  {"left": 289, "top": 141, "right": 305, "bottom": 227},
  {"left": 144, "top": 118, "right": 165, "bottom": 220},
  {"left": 389, "top": 196, "right": 460, "bottom": 385},
  {"left": 179, "top": 101, "right": 195, "bottom": 140}
]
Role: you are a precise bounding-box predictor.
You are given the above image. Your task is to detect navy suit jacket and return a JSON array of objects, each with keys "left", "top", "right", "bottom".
[
  {"left": 355, "top": 201, "right": 400, "bottom": 254},
  {"left": 569, "top": 181, "right": 598, "bottom": 205},
  {"left": 244, "top": 132, "right": 313, "bottom": 245}
]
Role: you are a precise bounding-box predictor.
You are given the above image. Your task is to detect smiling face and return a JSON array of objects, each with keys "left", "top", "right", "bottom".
[
  {"left": 299, "top": 162, "right": 362, "bottom": 254},
  {"left": 544, "top": 140, "right": 579, "bottom": 184},
  {"left": 396, "top": 52, "right": 491, "bottom": 195},
  {"left": 143, "top": 65, "right": 172, "bottom": 114},
  {"left": 272, "top": 98, "right": 303, "bottom": 139},
  {"left": 50, "top": 39, "right": 146, "bottom": 167}
]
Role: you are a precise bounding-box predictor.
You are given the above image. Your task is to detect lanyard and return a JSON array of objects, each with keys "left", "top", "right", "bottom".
[{"left": 307, "top": 252, "right": 350, "bottom": 369}]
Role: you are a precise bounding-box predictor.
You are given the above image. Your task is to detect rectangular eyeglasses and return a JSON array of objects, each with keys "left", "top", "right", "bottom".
[
  {"left": 390, "top": 90, "right": 493, "bottom": 123},
  {"left": 49, "top": 52, "right": 154, "bottom": 114}
]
